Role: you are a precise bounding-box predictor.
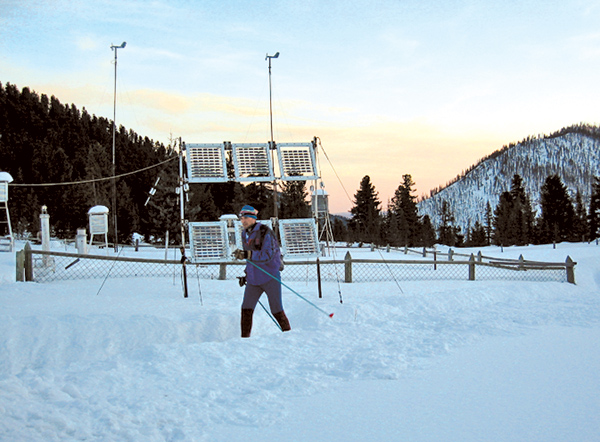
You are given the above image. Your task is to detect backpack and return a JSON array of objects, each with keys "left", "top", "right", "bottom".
[{"left": 254, "top": 224, "right": 284, "bottom": 271}]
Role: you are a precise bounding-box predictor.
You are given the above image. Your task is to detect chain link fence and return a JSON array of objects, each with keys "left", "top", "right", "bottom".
[{"left": 19, "top": 247, "right": 575, "bottom": 284}]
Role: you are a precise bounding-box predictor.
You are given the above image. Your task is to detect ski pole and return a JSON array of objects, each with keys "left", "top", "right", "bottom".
[
  {"left": 246, "top": 259, "right": 334, "bottom": 318},
  {"left": 257, "top": 299, "right": 283, "bottom": 331}
]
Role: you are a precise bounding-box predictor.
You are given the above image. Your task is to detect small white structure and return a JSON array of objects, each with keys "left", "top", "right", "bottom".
[
  {"left": 40, "top": 205, "right": 51, "bottom": 266},
  {"left": 311, "top": 187, "right": 329, "bottom": 216},
  {"left": 311, "top": 184, "right": 335, "bottom": 255},
  {"left": 88, "top": 205, "right": 109, "bottom": 251},
  {"left": 76, "top": 228, "right": 88, "bottom": 254},
  {"left": 0, "top": 171, "right": 14, "bottom": 252},
  {"left": 219, "top": 214, "right": 241, "bottom": 248}
]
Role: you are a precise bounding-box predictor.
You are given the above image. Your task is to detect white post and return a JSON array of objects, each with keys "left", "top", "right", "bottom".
[
  {"left": 165, "top": 230, "right": 169, "bottom": 261},
  {"left": 76, "top": 228, "right": 87, "bottom": 254},
  {"left": 40, "top": 206, "right": 51, "bottom": 267}
]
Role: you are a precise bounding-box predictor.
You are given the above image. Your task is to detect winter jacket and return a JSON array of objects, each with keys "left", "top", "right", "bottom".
[{"left": 242, "top": 222, "right": 282, "bottom": 285}]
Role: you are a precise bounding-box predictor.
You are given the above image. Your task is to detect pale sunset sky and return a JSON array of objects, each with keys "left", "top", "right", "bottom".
[{"left": 2, "top": 0, "right": 600, "bottom": 213}]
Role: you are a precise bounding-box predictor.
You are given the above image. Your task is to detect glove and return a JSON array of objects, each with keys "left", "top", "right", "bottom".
[
  {"left": 237, "top": 276, "right": 247, "bottom": 287},
  {"left": 233, "top": 249, "right": 251, "bottom": 260}
]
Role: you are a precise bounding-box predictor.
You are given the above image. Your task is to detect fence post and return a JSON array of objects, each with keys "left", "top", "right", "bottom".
[
  {"left": 404, "top": 246, "right": 408, "bottom": 255},
  {"left": 468, "top": 253, "right": 476, "bottom": 281},
  {"left": 433, "top": 251, "right": 437, "bottom": 270},
  {"left": 518, "top": 254, "right": 524, "bottom": 270},
  {"left": 566, "top": 256, "right": 576, "bottom": 284},
  {"left": 219, "top": 263, "right": 227, "bottom": 280},
  {"left": 477, "top": 251, "right": 482, "bottom": 262},
  {"left": 344, "top": 251, "right": 352, "bottom": 283},
  {"left": 422, "top": 247, "right": 427, "bottom": 257},
  {"left": 16, "top": 248, "right": 24, "bottom": 281},
  {"left": 24, "top": 242, "right": 33, "bottom": 281},
  {"left": 317, "top": 257, "right": 323, "bottom": 298},
  {"left": 448, "top": 248, "right": 454, "bottom": 261}
]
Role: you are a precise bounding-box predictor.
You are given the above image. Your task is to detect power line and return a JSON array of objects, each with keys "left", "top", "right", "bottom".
[{"left": 9, "top": 156, "right": 177, "bottom": 187}]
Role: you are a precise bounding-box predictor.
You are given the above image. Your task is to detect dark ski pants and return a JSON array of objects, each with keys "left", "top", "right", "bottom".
[{"left": 241, "top": 278, "right": 283, "bottom": 313}]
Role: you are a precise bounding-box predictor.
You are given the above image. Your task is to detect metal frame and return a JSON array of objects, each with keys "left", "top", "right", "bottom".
[
  {"left": 278, "top": 218, "right": 320, "bottom": 258},
  {"left": 186, "top": 143, "right": 228, "bottom": 183},
  {"left": 276, "top": 142, "right": 318, "bottom": 181},
  {"left": 188, "top": 221, "right": 231, "bottom": 262},
  {"left": 231, "top": 143, "right": 275, "bottom": 182}
]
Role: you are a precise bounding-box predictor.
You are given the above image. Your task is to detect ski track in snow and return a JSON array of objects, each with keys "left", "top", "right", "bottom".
[{"left": 1, "top": 242, "right": 599, "bottom": 441}]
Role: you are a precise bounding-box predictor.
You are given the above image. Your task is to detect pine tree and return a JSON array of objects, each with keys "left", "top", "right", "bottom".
[
  {"left": 420, "top": 214, "right": 437, "bottom": 247},
  {"left": 437, "top": 200, "right": 460, "bottom": 246},
  {"left": 143, "top": 164, "right": 180, "bottom": 244},
  {"left": 509, "top": 174, "right": 535, "bottom": 245},
  {"left": 493, "top": 174, "right": 535, "bottom": 246},
  {"left": 484, "top": 201, "right": 493, "bottom": 245},
  {"left": 332, "top": 217, "right": 348, "bottom": 242},
  {"left": 538, "top": 174, "right": 575, "bottom": 243},
  {"left": 279, "top": 180, "right": 310, "bottom": 219},
  {"left": 589, "top": 177, "right": 600, "bottom": 240},
  {"left": 573, "top": 190, "right": 588, "bottom": 242},
  {"left": 349, "top": 175, "right": 381, "bottom": 245},
  {"left": 243, "top": 182, "right": 274, "bottom": 219},
  {"left": 390, "top": 174, "right": 421, "bottom": 246},
  {"left": 467, "top": 221, "right": 487, "bottom": 246},
  {"left": 493, "top": 191, "right": 512, "bottom": 246},
  {"left": 384, "top": 209, "right": 400, "bottom": 247}
]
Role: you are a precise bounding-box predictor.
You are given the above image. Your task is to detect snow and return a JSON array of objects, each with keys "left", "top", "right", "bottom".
[
  {"left": 0, "top": 172, "right": 13, "bottom": 183},
  {"left": 1, "top": 241, "right": 599, "bottom": 441},
  {"left": 87, "top": 205, "right": 109, "bottom": 215}
]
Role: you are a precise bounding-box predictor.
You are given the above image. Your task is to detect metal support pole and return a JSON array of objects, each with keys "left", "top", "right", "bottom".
[
  {"left": 179, "top": 139, "right": 186, "bottom": 249},
  {"left": 266, "top": 52, "right": 279, "bottom": 219},
  {"left": 317, "top": 257, "right": 322, "bottom": 298},
  {"left": 110, "top": 42, "right": 126, "bottom": 252}
]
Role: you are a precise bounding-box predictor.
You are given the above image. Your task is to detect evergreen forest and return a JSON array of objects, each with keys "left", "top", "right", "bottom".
[
  {"left": 346, "top": 172, "right": 600, "bottom": 248},
  {"left": 2, "top": 82, "right": 599, "bottom": 248},
  {"left": 0, "top": 82, "right": 310, "bottom": 244}
]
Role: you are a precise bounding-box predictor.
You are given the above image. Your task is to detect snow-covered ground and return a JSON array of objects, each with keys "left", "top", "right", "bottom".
[{"left": 1, "top": 241, "right": 599, "bottom": 441}]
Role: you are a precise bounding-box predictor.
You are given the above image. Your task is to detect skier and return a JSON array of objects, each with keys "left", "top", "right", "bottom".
[{"left": 233, "top": 205, "right": 291, "bottom": 338}]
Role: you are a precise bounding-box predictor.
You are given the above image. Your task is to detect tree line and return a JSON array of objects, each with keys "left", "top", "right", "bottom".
[
  {"left": 342, "top": 173, "right": 600, "bottom": 248},
  {"left": 0, "top": 82, "right": 311, "bottom": 244},
  {"left": 4, "top": 82, "right": 598, "bottom": 248}
]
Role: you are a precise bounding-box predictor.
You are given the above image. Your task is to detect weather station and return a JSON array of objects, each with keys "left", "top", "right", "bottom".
[{"left": 183, "top": 52, "right": 329, "bottom": 263}]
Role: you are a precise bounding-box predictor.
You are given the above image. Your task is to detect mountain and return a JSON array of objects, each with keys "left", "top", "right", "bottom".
[{"left": 417, "top": 124, "right": 600, "bottom": 232}]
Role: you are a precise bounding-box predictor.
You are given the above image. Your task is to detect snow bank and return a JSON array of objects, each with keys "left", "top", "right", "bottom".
[{"left": 1, "top": 242, "right": 599, "bottom": 441}]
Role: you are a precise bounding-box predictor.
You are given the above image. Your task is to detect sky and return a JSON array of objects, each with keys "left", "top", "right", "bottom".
[{"left": 2, "top": 0, "right": 600, "bottom": 213}]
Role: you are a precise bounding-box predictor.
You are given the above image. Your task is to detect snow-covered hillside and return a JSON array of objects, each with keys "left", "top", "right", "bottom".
[
  {"left": 1, "top": 241, "right": 600, "bottom": 441},
  {"left": 418, "top": 130, "right": 600, "bottom": 232}
]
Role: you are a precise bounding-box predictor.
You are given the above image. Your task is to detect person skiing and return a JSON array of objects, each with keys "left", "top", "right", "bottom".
[{"left": 233, "top": 205, "right": 291, "bottom": 338}]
